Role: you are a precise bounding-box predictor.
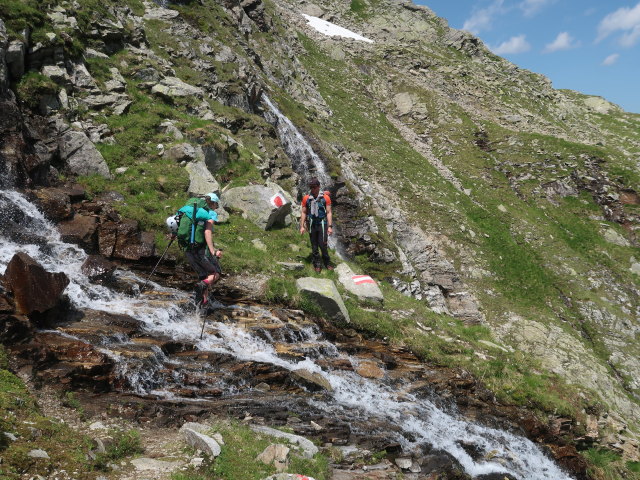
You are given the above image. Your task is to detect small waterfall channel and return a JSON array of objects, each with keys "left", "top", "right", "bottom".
[
  {"left": 0, "top": 188, "right": 574, "bottom": 480},
  {"left": 262, "top": 94, "right": 331, "bottom": 191}
]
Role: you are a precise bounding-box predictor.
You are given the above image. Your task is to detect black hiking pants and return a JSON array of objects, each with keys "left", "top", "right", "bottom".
[{"left": 309, "top": 221, "right": 330, "bottom": 268}]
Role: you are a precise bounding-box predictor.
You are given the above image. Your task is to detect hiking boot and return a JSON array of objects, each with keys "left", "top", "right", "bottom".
[
  {"left": 194, "top": 281, "right": 207, "bottom": 306},
  {"left": 314, "top": 266, "right": 322, "bottom": 273},
  {"left": 325, "top": 264, "right": 334, "bottom": 271}
]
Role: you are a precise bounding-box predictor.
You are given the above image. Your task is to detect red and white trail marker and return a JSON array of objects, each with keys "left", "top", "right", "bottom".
[
  {"left": 352, "top": 275, "right": 375, "bottom": 285},
  {"left": 270, "top": 192, "right": 286, "bottom": 208}
]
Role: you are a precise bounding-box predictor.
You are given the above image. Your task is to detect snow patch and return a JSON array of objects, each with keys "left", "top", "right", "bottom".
[{"left": 302, "top": 14, "right": 374, "bottom": 43}]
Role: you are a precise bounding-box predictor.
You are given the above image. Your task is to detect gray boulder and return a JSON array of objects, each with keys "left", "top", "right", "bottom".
[
  {"left": 180, "top": 427, "right": 221, "bottom": 458},
  {"left": 295, "top": 277, "right": 349, "bottom": 322},
  {"left": 166, "top": 143, "right": 198, "bottom": 163},
  {"left": 151, "top": 77, "right": 204, "bottom": 99},
  {"left": 185, "top": 159, "right": 220, "bottom": 195},
  {"left": 250, "top": 425, "right": 318, "bottom": 459},
  {"left": 222, "top": 185, "right": 292, "bottom": 230},
  {"left": 71, "top": 62, "right": 97, "bottom": 89},
  {"left": 59, "top": 130, "right": 110, "bottom": 177},
  {"left": 6, "top": 40, "right": 25, "bottom": 79},
  {"left": 335, "top": 263, "right": 383, "bottom": 303}
]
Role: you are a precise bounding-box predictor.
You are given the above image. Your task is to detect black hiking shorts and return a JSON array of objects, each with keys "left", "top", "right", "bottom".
[{"left": 185, "top": 246, "right": 222, "bottom": 280}]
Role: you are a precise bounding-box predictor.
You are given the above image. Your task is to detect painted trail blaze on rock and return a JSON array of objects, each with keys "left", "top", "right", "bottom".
[
  {"left": 352, "top": 274, "right": 375, "bottom": 285},
  {"left": 336, "top": 264, "right": 384, "bottom": 304},
  {"left": 270, "top": 192, "right": 286, "bottom": 208}
]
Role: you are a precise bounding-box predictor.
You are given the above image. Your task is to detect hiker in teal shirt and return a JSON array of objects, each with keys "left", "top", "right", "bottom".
[{"left": 176, "top": 193, "right": 223, "bottom": 307}]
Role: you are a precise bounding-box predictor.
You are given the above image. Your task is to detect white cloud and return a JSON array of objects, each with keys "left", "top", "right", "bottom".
[
  {"left": 602, "top": 53, "right": 620, "bottom": 66},
  {"left": 543, "top": 32, "right": 579, "bottom": 53},
  {"left": 620, "top": 25, "right": 640, "bottom": 47},
  {"left": 462, "top": 0, "right": 505, "bottom": 34},
  {"left": 520, "top": 0, "right": 555, "bottom": 17},
  {"left": 491, "top": 35, "right": 531, "bottom": 55},
  {"left": 596, "top": 2, "right": 640, "bottom": 46}
]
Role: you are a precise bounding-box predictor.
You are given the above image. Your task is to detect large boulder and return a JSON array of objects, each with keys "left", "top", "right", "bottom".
[
  {"left": 185, "top": 158, "right": 220, "bottom": 194},
  {"left": 295, "top": 277, "right": 349, "bottom": 323},
  {"left": 4, "top": 252, "right": 69, "bottom": 315},
  {"left": 59, "top": 129, "right": 110, "bottom": 177},
  {"left": 58, "top": 214, "right": 99, "bottom": 252},
  {"left": 222, "top": 185, "right": 292, "bottom": 230},
  {"left": 32, "top": 187, "right": 73, "bottom": 221},
  {"left": 335, "top": 263, "right": 383, "bottom": 304},
  {"left": 98, "top": 220, "right": 155, "bottom": 261}
]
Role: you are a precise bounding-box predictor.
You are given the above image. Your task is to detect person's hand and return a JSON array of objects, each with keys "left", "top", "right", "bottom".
[
  {"left": 327, "top": 226, "right": 333, "bottom": 236},
  {"left": 300, "top": 225, "right": 306, "bottom": 235},
  {"left": 215, "top": 249, "right": 223, "bottom": 258}
]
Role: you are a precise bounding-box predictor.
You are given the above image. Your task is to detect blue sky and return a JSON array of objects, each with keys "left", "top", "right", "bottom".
[{"left": 417, "top": 0, "right": 640, "bottom": 114}]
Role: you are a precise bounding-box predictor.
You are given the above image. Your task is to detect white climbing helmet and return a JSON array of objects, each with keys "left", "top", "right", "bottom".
[{"left": 165, "top": 215, "right": 179, "bottom": 234}]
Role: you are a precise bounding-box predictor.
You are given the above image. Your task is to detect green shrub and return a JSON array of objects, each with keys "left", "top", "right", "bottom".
[
  {"left": 15, "top": 72, "right": 58, "bottom": 109},
  {"left": 0, "top": 0, "right": 44, "bottom": 39}
]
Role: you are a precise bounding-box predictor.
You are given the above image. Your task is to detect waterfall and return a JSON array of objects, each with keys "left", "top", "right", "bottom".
[
  {"left": 0, "top": 188, "right": 575, "bottom": 480},
  {"left": 261, "top": 94, "right": 331, "bottom": 192}
]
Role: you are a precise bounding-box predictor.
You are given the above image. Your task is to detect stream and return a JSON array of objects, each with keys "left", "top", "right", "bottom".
[{"left": 0, "top": 188, "right": 575, "bottom": 480}]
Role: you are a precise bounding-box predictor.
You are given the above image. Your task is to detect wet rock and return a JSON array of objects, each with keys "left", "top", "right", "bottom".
[
  {"left": 290, "top": 368, "right": 333, "bottom": 392},
  {"left": 59, "top": 215, "right": 98, "bottom": 251},
  {"left": 80, "top": 255, "right": 116, "bottom": 282},
  {"left": 4, "top": 252, "right": 69, "bottom": 315},
  {"left": 222, "top": 185, "right": 292, "bottom": 230},
  {"left": 356, "top": 360, "right": 385, "bottom": 379},
  {"left": 0, "top": 314, "right": 33, "bottom": 344},
  {"left": 98, "top": 220, "right": 155, "bottom": 261},
  {"left": 33, "top": 188, "right": 72, "bottom": 221},
  {"left": 295, "top": 277, "right": 349, "bottom": 323}
]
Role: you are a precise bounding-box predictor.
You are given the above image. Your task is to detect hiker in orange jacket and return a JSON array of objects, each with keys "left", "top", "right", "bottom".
[{"left": 300, "top": 177, "right": 333, "bottom": 273}]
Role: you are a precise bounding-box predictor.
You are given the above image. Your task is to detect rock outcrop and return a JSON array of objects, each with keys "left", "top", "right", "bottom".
[{"left": 4, "top": 252, "right": 69, "bottom": 315}]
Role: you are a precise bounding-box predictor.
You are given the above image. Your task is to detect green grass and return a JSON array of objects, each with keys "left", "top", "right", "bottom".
[
  {"left": 0, "top": 350, "right": 96, "bottom": 478},
  {"left": 183, "top": 420, "right": 330, "bottom": 480},
  {"left": 93, "top": 429, "right": 144, "bottom": 471},
  {"left": 0, "top": 0, "right": 45, "bottom": 40},
  {"left": 15, "top": 72, "right": 58, "bottom": 109}
]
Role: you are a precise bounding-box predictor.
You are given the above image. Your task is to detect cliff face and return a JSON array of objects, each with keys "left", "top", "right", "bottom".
[{"left": 1, "top": 0, "right": 639, "bottom": 463}]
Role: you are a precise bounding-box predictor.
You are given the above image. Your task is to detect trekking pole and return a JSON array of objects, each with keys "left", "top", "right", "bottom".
[
  {"left": 200, "top": 308, "right": 207, "bottom": 339},
  {"left": 142, "top": 236, "right": 175, "bottom": 292}
]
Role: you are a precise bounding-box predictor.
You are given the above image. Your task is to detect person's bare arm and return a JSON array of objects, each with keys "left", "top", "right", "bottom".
[{"left": 300, "top": 204, "right": 308, "bottom": 234}]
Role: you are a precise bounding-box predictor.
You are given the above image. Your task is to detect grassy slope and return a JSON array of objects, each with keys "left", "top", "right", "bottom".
[{"left": 3, "top": 0, "right": 640, "bottom": 477}]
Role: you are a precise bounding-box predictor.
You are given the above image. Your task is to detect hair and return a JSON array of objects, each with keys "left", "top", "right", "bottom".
[{"left": 308, "top": 177, "right": 320, "bottom": 187}]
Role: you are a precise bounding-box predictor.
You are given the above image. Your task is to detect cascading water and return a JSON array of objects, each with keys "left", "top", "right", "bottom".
[
  {"left": 261, "top": 94, "right": 345, "bottom": 256},
  {"left": 262, "top": 94, "right": 331, "bottom": 191},
  {"left": 0, "top": 188, "right": 575, "bottom": 479}
]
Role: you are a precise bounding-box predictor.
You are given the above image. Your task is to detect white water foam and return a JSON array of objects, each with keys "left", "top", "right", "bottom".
[{"left": 0, "top": 189, "right": 573, "bottom": 480}]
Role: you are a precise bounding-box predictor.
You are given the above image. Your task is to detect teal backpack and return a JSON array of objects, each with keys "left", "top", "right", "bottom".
[{"left": 176, "top": 197, "right": 211, "bottom": 250}]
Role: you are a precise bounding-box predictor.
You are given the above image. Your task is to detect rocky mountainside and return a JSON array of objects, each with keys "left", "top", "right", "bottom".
[{"left": 1, "top": 0, "right": 640, "bottom": 477}]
